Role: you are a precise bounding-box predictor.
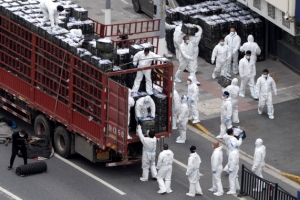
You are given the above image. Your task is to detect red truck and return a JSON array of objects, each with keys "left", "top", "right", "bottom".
[{"left": 0, "top": 14, "right": 173, "bottom": 166}]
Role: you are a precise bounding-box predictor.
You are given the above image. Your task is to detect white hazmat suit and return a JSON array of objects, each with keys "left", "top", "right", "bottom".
[
  {"left": 186, "top": 152, "right": 203, "bottom": 197},
  {"left": 176, "top": 95, "right": 189, "bottom": 143},
  {"left": 227, "top": 140, "right": 240, "bottom": 194},
  {"left": 135, "top": 96, "right": 155, "bottom": 121},
  {"left": 224, "top": 78, "right": 240, "bottom": 123},
  {"left": 187, "top": 76, "right": 200, "bottom": 124},
  {"left": 186, "top": 25, "right": 202, "bottom": 84},
  {"left": 174, "top": 41, "right": 193, "bottom": 82},
  {"left": 172, "top": 83, "right": 181, "bottom": 129},
  {"left": 252, "top": 138, "right": 266, "bottom": 191},
  {"left": 225, "top": 32, "right": 241, "bottom": 75},
  {"left": 256, "top": 74, "right": 277, "bottom": 119},
  {"left": 136, "top": 125, "right": 157, "bottom": 181},
  {"left": 223, "top": 133, "right": 243, "bottom": 172},
  {"left": 156, "top": 149, "right": 174, "bottom": 194},
  {"left": 211, "top": 43, "right": 230, "bottom": 79},
  {"left": 128, "top": 89, "right": 135, "bottom": 140},
  {"left": 132, "top": 51, "right": 167, "bottom": 95},
  {"left": 210, "top": 146, "right": 224, "bottom": 196},
  {"left": 173, "top": 23, "right": 185, "bottom": 59},
  {"left": 240, "top": 35, "right": 261, "bottom": 69},
  {"left": 217, "top": 96, "right": 232, "bottom": 138},
  {"left": 39, "top": 0, "right": 60, "bottom": 28},
  {"left": 239, "top": 56, "right": 258, "bottom": 99}
]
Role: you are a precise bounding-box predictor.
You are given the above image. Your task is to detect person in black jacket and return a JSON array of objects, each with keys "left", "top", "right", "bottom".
[{"left": 6, "top": 129, "right": 30, "bottom": 170}]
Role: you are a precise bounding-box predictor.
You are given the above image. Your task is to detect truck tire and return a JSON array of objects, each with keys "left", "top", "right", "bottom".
[
  {"left": 54, "top": 126, "right": 71, "bottom": 158},
  {"left": 132, "top": 0, "right": 142, "bottom": 13},
  {"left": 34, "top": 114, "right": 54, "bottom": 137}
]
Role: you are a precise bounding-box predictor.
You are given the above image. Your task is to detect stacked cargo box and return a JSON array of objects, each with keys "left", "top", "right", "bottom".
[
  {"left": 165, "top": 0, "right": 265, "bottom": 64},
  {"left": 0, "top": 0, "right": 157, "bottom": 124}
]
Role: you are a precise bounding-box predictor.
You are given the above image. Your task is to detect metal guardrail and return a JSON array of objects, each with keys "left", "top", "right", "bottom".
[{"left": 238, "top": 165, "right": 297, "bottom": 200}]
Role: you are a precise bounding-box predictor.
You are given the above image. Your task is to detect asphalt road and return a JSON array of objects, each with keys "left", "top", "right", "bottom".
[
  {"left": 201, "top": 98, "right": 300, "bottom": 178},
  {"left": 0, "top": 108, "right": 256, "bottom": 200}
]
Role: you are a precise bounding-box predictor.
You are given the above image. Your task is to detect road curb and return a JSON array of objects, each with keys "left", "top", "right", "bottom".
[
  {"left": 281, "top": 172, "right": 300, "bottom": 184},
  {"left": 188, "top": 120, "right": 211, "bottom": 135}
]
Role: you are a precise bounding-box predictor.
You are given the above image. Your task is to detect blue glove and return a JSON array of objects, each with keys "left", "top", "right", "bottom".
[
  {"left": 133, "top": 64, "right": 137, "bottom": 68},
  {"left": 138, "top": 117, "right": 142, "bottom": 121},
  {"left": 225, "top": 118, "right": 230, "bottom": 123},
  {"left": 165, "top": 59, "right": 169, "bottom": 63},
  {"left": 190, "top": 99, "right": 194, "bottom": 103},
  {"left": 228, "top": 170, "right": 232, "bottom": 174},
  {"left": 239, "top": 133, "right": 244, "bottom": 139},
  {"left": 212, "top": 170, "right": 216, "bottom": 174}
]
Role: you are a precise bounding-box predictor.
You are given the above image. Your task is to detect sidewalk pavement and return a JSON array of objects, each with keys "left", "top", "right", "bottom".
[{"left": 171, "top": 56, "right": 300, "bottom": 121}]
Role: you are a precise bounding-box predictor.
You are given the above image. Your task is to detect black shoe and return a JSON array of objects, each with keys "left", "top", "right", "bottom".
[
  {"left": 152, "top": 178, "right": 157, "bottom": 181},
  {"left": 183, "top": 69, "right": 189, "bottom": 72},
  {"left": 7, "top": 166, "right": 12, "bottom": 170}
]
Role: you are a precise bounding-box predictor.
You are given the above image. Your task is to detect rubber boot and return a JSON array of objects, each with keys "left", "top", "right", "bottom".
[
  {"left": 165, "top": 180, "right": 172, "bottom": 193},
  {"left": 174, "top": 70, "right": 183, "bottom": 82},
  {"left": 140, "top": 169, "right": 149, "bottom": 181},
  {"left": 232, "top": 110, "right": 239, "bottom": 123},
  {"left": 268, "top": 105, "right": 274, "bottom": 119},
  {"left": 150, "top": 165, "right": 157, "bottom": 179},
  {"left": 157, "top": 178, "right": 167, "bottom": 194}
]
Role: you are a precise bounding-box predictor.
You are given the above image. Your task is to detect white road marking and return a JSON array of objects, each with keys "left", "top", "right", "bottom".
[
  {"left": 120, "top": 0, "right": 130, "bottom": 5},
  {"left": 54, "top": 154, "right": 126, "bottom": 195},
  {"left": 173, "top": 159, "right": 203, "bottom": 176},
  {"left": 187, "top": 125, "right": 300, "bottom": 190},
  {"left": 277, "top": 84, "right": 300, "bottom": 91},
  {"left": 0, "top": 186, "right": 22, "bottom": 200}
]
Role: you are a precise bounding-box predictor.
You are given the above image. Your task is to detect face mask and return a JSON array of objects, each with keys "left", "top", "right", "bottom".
[
  {"left": 187, "top": 80, "right": 191, "bottom": 84},
  {"left": 263, "top": 74, "right": 268, "bottom": 78},
  {"left": 186, "top": 40, "right": 189, "bottom": 44},
  {"left": 230, "top": 32, "right": 235, "bottom": 36},
  {"left": 19, "top": 134, "right": 24, "bottom": 137},
  {"left": 246, "top": 56, "right": 250, "bottom": 60},
  {"left": 220, "top": 42, "right": 224, "bottom": 46}
]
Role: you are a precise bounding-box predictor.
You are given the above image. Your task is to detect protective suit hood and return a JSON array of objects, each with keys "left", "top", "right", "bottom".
[
  {"left": 231, "top": 78, "right": 238, "bottom": 86},
  {"left": 215, "top": 146, "right": 223, "bottom": 151},
  {"left": 247, "top": 35, "right": 254, "bottom": 42},
  {"left": 255, "top": 138, "right": 263, "bottom": 147},
  {"left": 164, "top": 149, "right": 173, "bottom": 155}
]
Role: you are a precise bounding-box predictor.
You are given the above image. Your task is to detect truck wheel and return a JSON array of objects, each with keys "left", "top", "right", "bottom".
[
  {"left": 54, "top": 126, "right": 71, "bottom": 158},
  {"left": 34, "top": 114, "right": 54, "bottom": 137},
  {"left": 132, "top": 0, "right": 142, "bottom": 13}
]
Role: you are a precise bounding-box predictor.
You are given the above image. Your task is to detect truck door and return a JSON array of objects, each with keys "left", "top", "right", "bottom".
[{"left": 105, "top": 78, "right": 129, "bottom": 156}]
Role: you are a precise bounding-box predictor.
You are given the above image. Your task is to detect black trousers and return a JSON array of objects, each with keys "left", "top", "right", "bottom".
[{"left": 10, "top": 146, "right": 27, "bottom": 167}]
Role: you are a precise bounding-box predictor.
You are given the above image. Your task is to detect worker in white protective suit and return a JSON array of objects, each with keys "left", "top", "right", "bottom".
[
  {"left": 40, "top": 0, "right": 64, "bottom": 29},
  {"left": 252, "top": 138, "right": 266, "bottom": 191},
  {"left": 208, "top": 141, "right": 224, "bottom": 196},
  {"left": 172, "top": 82, "right": 181, "bottom": 129},
  {"left": 187, "top": 76, "right": 200, "bottom": 124},
  {"left": 216, "top": 91, "right": 232, "bottom": 139},
  {"left": 239, "top": 51, "right": 258, "bottom": 100},
  {"left": 211, "top": 38, "right": 230, "bottom": 79},
  {"left": 136, "top": 125, "right": 157, "bottom": 181},
  {"left": 135, "top": 95, "right": 155, "bottom": 122},
  {"left": 186, "top": 25, "right": 202, "bottom": 85},
  {"left": 165, "top": 22, "right": 176, "bottom": 58},
  {"left": 225, "top": 28, "right": 241, "bottom": 77},
  {"left": 127, "top": 89, "right": 135, "bottom": 140},
  {"left": 256, "top": 69, "right": 277, "bottom": 119},
  {"left": 186, "top": 145, "right": 203, "bottom": 197},
  {"left": 223, "top": 78, "right": 240, "bottom": 123},
  {"left": 132, "top": 48, "right": 169, "bottom": 95},
  {"left": 222, "top": 128, "right": 243, "bottom": 173},
  {"left": 240, "top": 35, "right": 261, "bottom": 70},
  {"left": 227, "top": 140, "right": 240, "bottom": 195},
  {"left": 176, "top": 95, "right": 189, "bottom": 144},
  {"left": 173, "top": 22, "right": 185, "bottom": 59},
  {"left": 156, "top": 143, "right": 174, "bottom": 194},
  {"left": 174, "top": 36, "right": 193, "bottom": 83}
]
